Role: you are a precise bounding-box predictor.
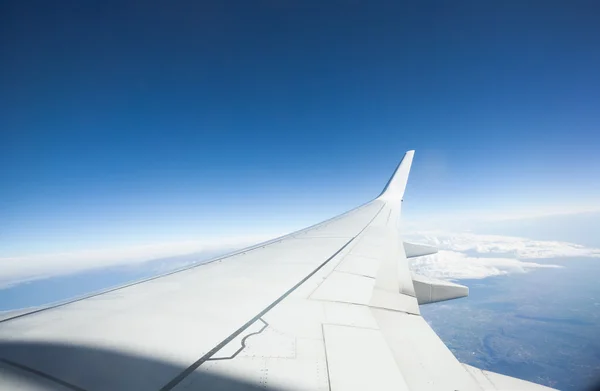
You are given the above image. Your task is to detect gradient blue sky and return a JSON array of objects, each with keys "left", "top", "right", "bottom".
[{"left": 2, "top": 1, "right": 599, "bottom": 258}]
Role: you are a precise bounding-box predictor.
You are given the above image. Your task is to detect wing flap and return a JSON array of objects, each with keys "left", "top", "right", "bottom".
[
  {"left": 323, "top": 324, "right": 410, "bottom": 391},
  {"left": 412, "top": 273, "right": 469, "bottom": 304},
  {"left": 462, "top": 364, "right": 557, "bottom": 390},
  {"left": 403, "top": 241, "right": 438, "bottom": 258},
  {"left": 372, "top": 308, "right": 481, "bottom": 391}
]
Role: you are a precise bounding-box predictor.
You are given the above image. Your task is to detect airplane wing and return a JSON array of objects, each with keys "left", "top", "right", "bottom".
[{"left": 0, "top": 151, "right": 556, "bottom": 391}]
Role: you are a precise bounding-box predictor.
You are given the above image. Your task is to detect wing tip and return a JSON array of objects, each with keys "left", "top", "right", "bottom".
[{"left": 377, "top": 150, "right": 415, "bottom": 202}]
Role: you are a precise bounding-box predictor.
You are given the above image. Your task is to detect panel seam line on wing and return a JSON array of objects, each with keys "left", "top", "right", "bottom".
[
  {"left": 321, "top": 323, "right": 332, "bottom": 391},
  {"left": 309, "top": 298, "right": 421, "bottom": 316},
  {"left": 0, "top": 358, "right": 88, "bottom": 391},
  {"left": 206, "top": 318, "right": 269, "bottom": 361},
  {"left": 0, "top": 203, "right": 377, "bottom": 325},
  {"left": 331, "top": 270, "right": 376, "bottom": 279},
  {"left": 322, "top": 322, "right": 379, "bottom": 331},
  {"left": 157, "top": 202, "right": 386, "bottom": 391},
  {"left": 304, "top": 226, "right": 381, "bottom": 299}
]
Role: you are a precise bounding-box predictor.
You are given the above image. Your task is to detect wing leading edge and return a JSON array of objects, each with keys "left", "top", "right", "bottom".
[{"left": 0, "top": 151, "right": 556, "bottom": 391}]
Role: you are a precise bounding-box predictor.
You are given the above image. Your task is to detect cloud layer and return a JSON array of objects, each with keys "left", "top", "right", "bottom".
[
  {"left": 424, "top": 232, "right": 600, "bottom": 259},
  {"left": 408, "top": 231, "right": 600, "bottom": 280},
  {"left": 2, "top": 229, "right": 599, "bottom": 289},
  {"left": 0, "top": 234, "right": 278, "bottom": 289},
  {"left": 411, "top": 250, "right": 562, "bottom": 280}
]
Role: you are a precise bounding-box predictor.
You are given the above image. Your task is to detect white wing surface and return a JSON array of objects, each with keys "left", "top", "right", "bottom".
[{"left": 0, "top": 151, "right": 556, "bottom": 391}]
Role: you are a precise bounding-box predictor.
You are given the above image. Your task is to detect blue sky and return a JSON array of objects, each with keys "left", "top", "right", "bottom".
[
  {"left": 2, "top": 1, "right": 599, "bottom": 260},
  {"left": 2, "top": 6, "right": 599, "bottom": 388}
]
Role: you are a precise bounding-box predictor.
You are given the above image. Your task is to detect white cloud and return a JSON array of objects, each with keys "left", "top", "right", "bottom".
[
  {"left": 407, "top": 231, "right": 600, "bottom": 280},
  {"left": 0, "top": 234, "right": 279, "bottom": 289},
  {"left": 411, "top": 250, "right": 562, "bottom": 280},
  {"left": 413, "top": 231, "right": 600, "bottom": 259},
  {"left": 3, "top": 227, "right": 599, "bottom": 289},
  {"left": 402, "top": 207, "right": 600, "bottom": 235}
]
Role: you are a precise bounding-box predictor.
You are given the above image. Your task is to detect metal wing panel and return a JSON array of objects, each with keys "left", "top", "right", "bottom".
[
  {"left": 166, "top": 224, "right": 478, "bottom": 390},
  {"left": 0, "top": 151, "right": 557, "bottom": 391},
  {"left": 462, "top": 365, "right": 557, "bottom": 391},
  {"left": 0, "top": 201, "right": 385, "bottom": 391}
]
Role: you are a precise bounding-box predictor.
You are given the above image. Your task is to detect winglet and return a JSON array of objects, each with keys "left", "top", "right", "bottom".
[{"left": 377, "top": 150, "right": 415, "bottom": 202}]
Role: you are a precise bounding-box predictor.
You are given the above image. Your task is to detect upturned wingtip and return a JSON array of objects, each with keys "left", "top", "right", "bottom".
[{"left": 377, "top": 150, "right": 415, "bottom": 202}]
